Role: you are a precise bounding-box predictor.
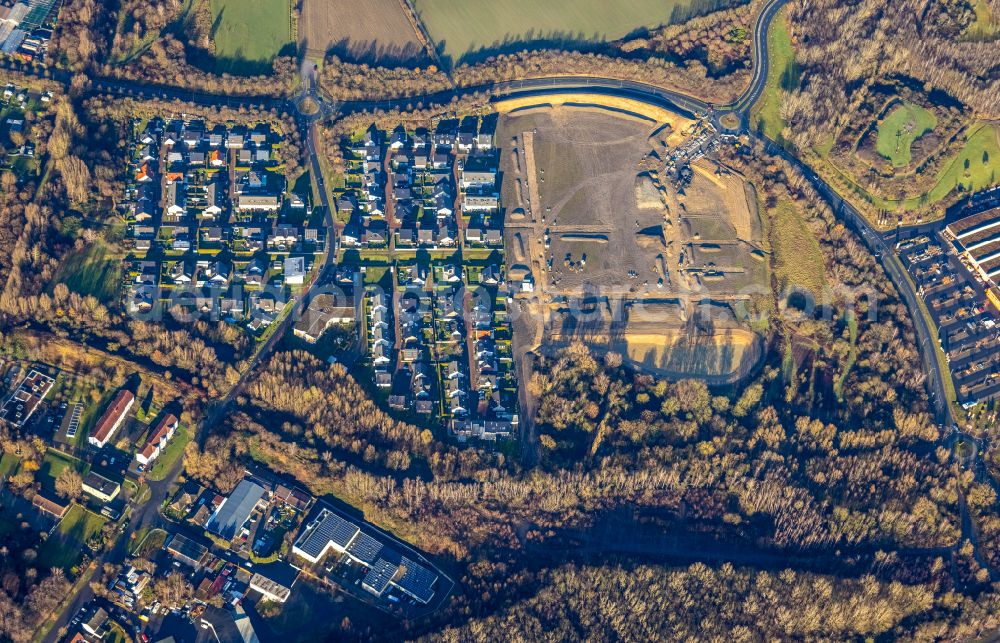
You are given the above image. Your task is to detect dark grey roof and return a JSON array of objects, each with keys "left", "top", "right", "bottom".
[
  {"left": 395, "top": 556, "right": 437, "bottom": 603},
  {"left": 296, "top": 509, "right": 360, "bottom": 559},
  {"left": 199, "top": 606, "right": 241, "bottom": 643},
  {"left": 363, "top": 553, "right": 400, "bottom": 595},
  {"left": 206, "top": 479, "right": 265, "bottom": 540},
  {"left": 345, "top": 530, "right": 383, "bottom": 564},
  {"left": 166, "top": 533, "right": 207, "bottom": 567}
]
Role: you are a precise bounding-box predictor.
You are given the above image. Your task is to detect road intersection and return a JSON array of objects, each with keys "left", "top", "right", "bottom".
[{"left": 16, "top": 0, "right": 999, "bottom": 632}]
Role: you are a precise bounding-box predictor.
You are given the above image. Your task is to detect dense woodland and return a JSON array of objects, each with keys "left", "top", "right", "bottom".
[
  {"left": 48, "top": 0, "right": 114, "bottom": 72},
  {"left": 319, "top": 46, "right": 749, "bottom": 105},
  {"left": 107, "top": 46, "right": 299, "bottom": 98},
  {"left": 429, "top": 562, "right": 1000, "bottom": 641},
  {"left": 169, "top": 138, "right": 1000, "bottom": 636},
  {"left": 784, "top": 0, "right": 1000, "bottom": 148},
  {"left": 3, "top": 0, "right": 997, "bottom": 638}
]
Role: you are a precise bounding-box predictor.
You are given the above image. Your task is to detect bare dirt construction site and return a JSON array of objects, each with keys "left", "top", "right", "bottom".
[
  {"left": 498, "top": 100, "right": 767, "bottom": 383},
  {"left": 299, "top": 0, "right": 427, "bottom": 63}
]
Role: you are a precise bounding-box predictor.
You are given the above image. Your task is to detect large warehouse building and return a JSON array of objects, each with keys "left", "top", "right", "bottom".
[
  {"left": 292, "top": 506, "right": 438, "bottom": 604},
  {"left": 946, "top": 207, "right": 1000, "bottom": 289}
]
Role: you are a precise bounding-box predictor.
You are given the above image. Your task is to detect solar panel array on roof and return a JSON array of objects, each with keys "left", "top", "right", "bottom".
[
  {"left": 395, "top": 556, "right": 437, "bottom": 604},
  {"left": 292, "top": 505, "right": 442, "bottom": 604},
  {"left": 345, "top": 530, "right": 383, "bottom": 564},
  {"left": 297, "top": 509, "right": 360, "bottom": 560},
  {"left": 362, "top": 555, "right": 400, "bottom": 595},
  {"left": 206, "top": 479, "right": 265, "bottom": 540}
]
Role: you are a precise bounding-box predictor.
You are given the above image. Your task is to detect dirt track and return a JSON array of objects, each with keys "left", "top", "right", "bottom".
[{"left": 499, "top": 104, "right": 770, "bottom": 382}]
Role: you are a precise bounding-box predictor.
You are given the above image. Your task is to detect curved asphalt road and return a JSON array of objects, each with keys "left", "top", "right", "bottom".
[{"left": 27, "top": 0, "right": 991, "bottom": 631}]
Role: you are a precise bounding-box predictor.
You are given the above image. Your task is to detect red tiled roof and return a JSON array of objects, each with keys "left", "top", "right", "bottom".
[
  {"left": 32, "top": 492, "right": 68, "bottom": 518},
  {"left": 92, "top": 390, "right": 134, "bottom": 445},
  {"left": 140, "top": 413, "right": 177, "bottom": 460}
]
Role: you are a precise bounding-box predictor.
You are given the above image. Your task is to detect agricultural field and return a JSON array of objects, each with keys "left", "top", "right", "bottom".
[
  {"left": 413, "top": 0, "right": 700, "bottom": 62},
  {"left": 876, "top": 102, "right": 937, "bottom": 167},
  {"left": 208, "top": 0, "right": 293, "bottom": 73},
  {"left": 299, "top": 0, "right": 425, "bottom": 63},
  {"left": 499, "top": 104, "right": 768, "bottom": 382}
]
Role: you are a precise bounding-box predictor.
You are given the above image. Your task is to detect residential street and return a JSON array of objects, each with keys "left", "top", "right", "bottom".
[{"left": 24, "top": 0, "right": 1000, "bottom": 634}]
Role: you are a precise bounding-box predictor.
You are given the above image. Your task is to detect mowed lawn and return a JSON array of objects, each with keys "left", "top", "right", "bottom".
[
  {"left": 209, "top": 0, "right": 292, "bottom": 73},
  {"left": 38, "top": 504, "right": 106, "bottom": 571},
  {"left": 876, "top": 102, "right": 937, "bottom": 167},
  {"left": 752, "top": 6, "right": 796, "bottom": 142},
  {"left": 875, "top": 124, "right": 1000, "bottom": 211},
  {"left": 414, "top": 0, "right": 694, "bottom": 61},
  {"left": 924, "top": 124, "right": 1000, "bottom": 202}
]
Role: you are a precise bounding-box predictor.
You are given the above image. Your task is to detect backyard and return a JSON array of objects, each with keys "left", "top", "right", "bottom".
[
  {"left": 38, "top": 449, "right": 90, "bottom": 496},
  {"left": 38, "top": 504, "right": 107, "bottom": 571},
  {"left": 208, "top": 0, "right": 294, "bottom": 74}
]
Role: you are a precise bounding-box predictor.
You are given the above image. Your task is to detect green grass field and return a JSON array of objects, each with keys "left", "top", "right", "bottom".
[
  {"left": 862, "top": 123, "right": 1000, "bottom": 212},
  {"left": 922, "top": 124, "right": 1000, "bottom": 202},
  {"left": 208, "top": 0, "right": 293, "bottom": 74},
  {"left": 966, "top": 0, "right": 999, "bottom": 39},
  {"left": 876, "top": 102, "right": 937, "bottom": 167},
  {"left": 38, "top": 450, "right": 90, "bottom": 496},
  {"left": 38, "top": 504, "right": 106, "bottom": 571},
  {"left": 752, "top": 6, "right": 796, "bottom": 142},
  {"left": 769, "top": 200, "right": 826, "bottom": 299},
  {"left": 414, "top": 0, "right": 697, "bottom": 62},
  {"left": 812, "top": 122, "right": 1000, "bottom": 222},
  {"left": 53, "top": 239, "right": 122, "bottom": 304}
]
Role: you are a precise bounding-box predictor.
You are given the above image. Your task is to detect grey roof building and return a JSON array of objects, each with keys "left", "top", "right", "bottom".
[
  {"left": 206, "top": 479, "right": 266, "bottom": 540},
  {"left": 290, "top": 505, "right": 440, "bottom": 604},
  {"left": 293, "top": 508, "right": 360, "bottom": 562}
]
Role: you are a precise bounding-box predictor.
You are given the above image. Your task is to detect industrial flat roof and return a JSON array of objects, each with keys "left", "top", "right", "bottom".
[
  {"left": 295, "top": 508, "right": 360, "bottom": 559},
  {"left": 363, "top": 554, "right": 400, "bottom": 595},
  {"left": 395, "top": 556, "right": 437, "bottom": 604}
]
